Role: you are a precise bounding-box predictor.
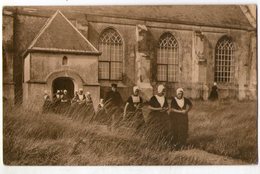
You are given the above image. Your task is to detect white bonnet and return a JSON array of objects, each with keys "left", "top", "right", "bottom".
[
  {"left": 176, "top": 88, "right": 184, "bottom": 95},
  {"left": 157, "top": 85, "right": 165, "bottom": 93}
]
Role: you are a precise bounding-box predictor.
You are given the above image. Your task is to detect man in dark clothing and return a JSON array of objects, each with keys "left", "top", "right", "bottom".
[
  {"left": 104, "top": 83, "right": 123, "bottom": 107},
  {"left": 104, "top": 83, "right": 124, "bottom": 128}
]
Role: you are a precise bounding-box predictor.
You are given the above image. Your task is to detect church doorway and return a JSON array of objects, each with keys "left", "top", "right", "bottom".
[{"left": 52, "top": 77, "right": 74, "bottom": 99}]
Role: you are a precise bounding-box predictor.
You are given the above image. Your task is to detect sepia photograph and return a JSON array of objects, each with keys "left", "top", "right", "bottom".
[{"left": 2, "top": 4, "right": 258, "bottom": 167}]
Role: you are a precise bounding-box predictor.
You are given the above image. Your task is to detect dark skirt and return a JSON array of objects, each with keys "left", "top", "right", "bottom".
[
  {"left": 209, "top": 90, "right": 218, "bottom": 101},
  {"left": 144, "top": 111, "right": 171, "bottom": 145},
  {"left": 42, "top": 101, "right": 52, "bottom": 113},
  {"left": 82, "top": 103, "right": 95, "bottom": 122},
  {"left": 66, "top": 102, "right": 78, "bottom": 118},
  {"left": 60, "top": 102, "right": 70, "bottom": 115},
  {"left": 169, "top": 112, "right": 189, "bottom": 146},
  {"left": 124, "top": 110, "right": 145, "bottom": 134},
  {"left": 52, "top": 99, "right": 62, "bottom": 114}
]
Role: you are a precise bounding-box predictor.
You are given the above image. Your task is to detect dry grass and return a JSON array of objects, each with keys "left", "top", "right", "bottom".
[
  {"left": 3, "top": 99, "right": 257, "bottom": 165},
  {"left": 188, "top": 100, "right": 258, "bottom": 163}
]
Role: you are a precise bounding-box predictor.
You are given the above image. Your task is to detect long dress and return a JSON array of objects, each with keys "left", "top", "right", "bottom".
[
  {"left": 93, "top": 103, "right": 110, "bottom": 124},
  {"left": 82, "top": 97, "right": 95, "bottom": 122},
  {"left": 144, "top": 95, "right": 171, "bottom": 145},
  {"left": 52, "top": 94, "right": 62, "bottom": 114},
  {"left": 60, "top": 94, "right": 70, "bottom": 115},
  {"left": 75, "top": 94, "right": 87, "bottom": 120},
  {"left": 124, "top": 95, "right": 145, "bottom": 133},
  {"left": 104, "top": 90, "right": 124, "bottom": 127},
  {"left": 67, "top": 95, "right": 78, "bottom": 118},
  {"left": 42, "top": 94, "right": 52, "bottom": 113},
  {"left": 209, "top": 85, "right": 218, "bottom": 101},
  {"left": 170, "top": 97, "right": 192, "bottom": 146}
]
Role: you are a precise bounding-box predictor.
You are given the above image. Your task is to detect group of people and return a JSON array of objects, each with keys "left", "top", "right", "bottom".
[
  {"left": 144, "top": 85, "right": 193, "bottom": 147},
  {"left": 43, "top": 88, "right": 95, "bottom": 121},
  {"left": 42, "top": 83, "right": 194, "bottom": 148}
]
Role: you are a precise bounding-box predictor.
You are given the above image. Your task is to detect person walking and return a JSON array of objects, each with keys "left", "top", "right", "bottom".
[
  {"left": 144, "top": 85, "right": 170, "bottom": 145},
  {"left": 123, "top": 86, "right": 145, "bottom": 133},
  {"left": 84, "top": 92, "right": 95, "bottom": 122},
  {"left": 104, "top": 83, "right": 124, "bottom": 129},
  {"left": 169, "top": 88, "right": 193, "bottom": 148},
  {"left": 42, "top": 90, "right": 52, "bottom": 113},
  {"left": 52, "top": 90, "right": 62, "bottom": 114},
  {"left": 75, "top": 88, "right": 87, "bottom": 120},
  {"left": 209, "top": 82, "right": 219, "bottom": 101},
  {"left": 60, "top": 89, "right": 70, "bottom": 114}
]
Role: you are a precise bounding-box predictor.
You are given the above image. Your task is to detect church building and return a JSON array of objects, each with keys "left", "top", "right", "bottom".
[{"left": 2, "top": 6, "right": 257, "bottom": 109}]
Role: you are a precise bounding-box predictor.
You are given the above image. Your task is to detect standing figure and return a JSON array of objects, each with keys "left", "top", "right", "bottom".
[
  {"left": 75, "top": 88, "right": 87, "bottom": 120},
  {"left": 92, "top": 98, "right": 109, "bottom": 124},
  {"left": 123, "top": 86, "right": 145, "bottom": 133},
  {"left": 42, "top": 90, "right": 52, "bottom": 113},
  {"left": 84, "top": 92, "right": 95, "bottom": 122},
  {"left": 104, "top": 83, "right": 124, "bottom": 128},
  {"left": 67, "top": 90, "right": 78, "bottom": 118},
  {"left": 60, "top": 89, "right": 70, "bottom": 114},
  {"left": 144, "top": 85, "right": 170, "bottom": 145},
  {"left": 209, "top": 82, "right": 218, "bottom": 101},
  {"left": 52, "top": 90, "right": 62, "bottom": 113},
  {"left": 97, "top": 99, "right": 104, "bottom": 111},
  {"left": 170, "top": 88, "right": 193, "bottom": 147}
]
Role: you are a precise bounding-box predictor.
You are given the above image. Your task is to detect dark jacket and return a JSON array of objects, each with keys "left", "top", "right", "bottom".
[{"left": 105, "top": 90, "right": 123, "bottom": 107}]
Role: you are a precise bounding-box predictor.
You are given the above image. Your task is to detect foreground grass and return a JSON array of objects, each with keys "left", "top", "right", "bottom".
[
  {"left": 188, "top": 100, "right": 258, "bottom": 163},
  {"left": 3, "top": 100, "right": 257, "bottom": 165}
]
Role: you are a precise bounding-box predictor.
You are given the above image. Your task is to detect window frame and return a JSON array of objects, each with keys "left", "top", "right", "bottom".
[
  {"left": 157, "top": 33, "right": 179, "bottom": 83},
  {"left": 98, "top": 28, "right": 123, "bottom": 81},
  {"left": 214, "top": 36, "right": 235, "bottom": 83}
]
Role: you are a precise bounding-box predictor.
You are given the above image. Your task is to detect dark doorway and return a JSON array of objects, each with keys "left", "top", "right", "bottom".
[{"left": 52, "top": 77, "right": 74, "bottom": 99}]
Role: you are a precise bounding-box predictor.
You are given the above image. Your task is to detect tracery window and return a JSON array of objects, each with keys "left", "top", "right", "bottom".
[
  {"left": 157, "top": 33, "right": 179, "bottom": 82},
  {"left": 98, "top": 28, "right": 123, "bottom": 80},
  {"left": 214, "top": 36, "right": 234, "bottom": 83}
]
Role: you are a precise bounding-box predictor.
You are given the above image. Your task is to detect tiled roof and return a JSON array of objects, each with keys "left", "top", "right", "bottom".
[
  {"left": 26, "top": 10, "right": 100, "bottom": 55},
  {"left": 11, "top": 5, "right": 255, "bottom": 30}
]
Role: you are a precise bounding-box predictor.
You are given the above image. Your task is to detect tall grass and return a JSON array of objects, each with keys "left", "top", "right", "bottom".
[
  {"left": 3, "top": 99, "right": 257, "bottom": 165},
  {"left": 188, "top": 100, "right": 258, "bottom": 163}
]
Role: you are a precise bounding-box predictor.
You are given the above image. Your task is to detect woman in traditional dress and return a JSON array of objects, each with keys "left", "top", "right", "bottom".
[
  {"left": 60, "top": 89, "right": 70, "bottom": 114},
  {"left": 52, "top": 90, "right": 62, "bottom": 114},
  {"left": 209, "top": 82, "right": 218, "bottom": 101},
  {"left": 83, "top": 92, "right": 95, "bottom": 122},
  {"left": 144, "top": 85, "right": 170, "bottom": 145},
  {"left": 42, "top": 90, "right": 52, "bottom": 113},
  {"left": 67, "top": 90, "right": 78, "bottom": 118},
  {"left": 74, "top": 88, "right": 87, "bottom": 120},
  {"left": 97, "top": 98, "right": 104, "bottom": 111},
  {"left": 123, "top": 86, "right": 145, "bottom": 133},
  {"left": 92, "top": 98, "right": 107, "bottom": 124},
  {"left": 169, "top": 88, "right": 193, "bottom": 147}
]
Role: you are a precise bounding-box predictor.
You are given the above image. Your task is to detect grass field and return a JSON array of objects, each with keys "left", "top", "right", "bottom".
[{"left": 3, "top": 99, "right": 258, "bottom": 165}]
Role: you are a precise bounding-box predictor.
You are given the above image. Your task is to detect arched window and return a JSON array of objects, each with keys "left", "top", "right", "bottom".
[
  {"left": 62, "top": 56, "right": 68, "bottom": 65},
  {"left": 157, "top": 33, "right": 179, "bottom": 82},
  {"left": 214, "top": 36, "right": 234, "bottom": 83},
  {"left": 98, "top": 28, "right": 123, "bottom": 80}
]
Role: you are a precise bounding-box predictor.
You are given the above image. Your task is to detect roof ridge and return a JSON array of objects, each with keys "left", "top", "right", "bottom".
[
  {"left": 25, "top": 10, "right": 101, "bottom": 57},
  {"left": 57, "top": 11, "right": 99, "bottom": 52},
  {"left": 28, "top": 10, "right": 59, "bottom": 49}
]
